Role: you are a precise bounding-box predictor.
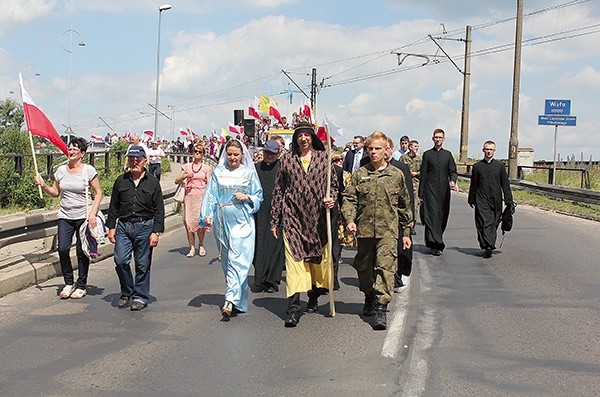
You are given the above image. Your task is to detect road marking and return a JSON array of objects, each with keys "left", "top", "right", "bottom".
[
  {"left": 401, "top": 257, "right": 434, "bottom": 397},
  {"left": 381, "top": 277, "right": 411, "bottom": 358}
]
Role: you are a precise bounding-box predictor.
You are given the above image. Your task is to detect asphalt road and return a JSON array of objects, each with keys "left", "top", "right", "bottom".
[{"left": 0, "top": 192, "right": 598, "bottom": 396}]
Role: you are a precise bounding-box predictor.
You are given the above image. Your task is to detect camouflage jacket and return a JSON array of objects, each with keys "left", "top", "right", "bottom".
[
  {"left": 400, "top": 153, "right": 422, "bottom": 180},
  {"left": 342, "top": 162, "right": 413, "bottom": 239}
]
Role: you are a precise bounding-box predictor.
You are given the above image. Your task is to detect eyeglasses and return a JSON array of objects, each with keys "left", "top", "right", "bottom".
[{"left": 194, "top": 150, "right": 204, "bottom": 154}]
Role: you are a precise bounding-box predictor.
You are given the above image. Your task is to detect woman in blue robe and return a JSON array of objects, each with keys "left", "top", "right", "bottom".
[{"left": 200, "top": 139, "right": 263, "bottom": 320}]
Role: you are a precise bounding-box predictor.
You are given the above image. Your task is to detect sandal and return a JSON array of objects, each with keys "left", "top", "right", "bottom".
[
  {"left": 186, "top": 247, "right": 195, "bottom": 258},
  {"left": 221, "top": 301, "right": 233, "bottom": 320},
  {"left": 59, "top": 284, "right": 75, "bottom": 299},
  {"left": 70, "top": 288, "right": 87, "bottom": 299},
  {"left": 198, "top": 246, "right": 206, "bottom": 257}
]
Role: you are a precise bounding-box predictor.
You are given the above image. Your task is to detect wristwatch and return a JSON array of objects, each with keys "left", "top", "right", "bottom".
[{"left": 153, "top": 232, "right": 162, "bottom": 237}]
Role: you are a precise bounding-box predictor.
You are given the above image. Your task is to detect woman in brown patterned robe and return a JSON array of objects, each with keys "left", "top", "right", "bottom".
[{"left": 270, "top": 122, "right": 337, "bottom": 327}]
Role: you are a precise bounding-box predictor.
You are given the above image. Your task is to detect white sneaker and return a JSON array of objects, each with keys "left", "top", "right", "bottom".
[
  {"left": 70, "top": 288, "right": 87, "bottom": 299},
  {"left": 59, "top": 285, "right": 75, "bottom": 299}
]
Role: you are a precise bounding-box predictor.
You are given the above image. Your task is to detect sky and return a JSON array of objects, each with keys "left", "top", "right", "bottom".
[{"left": 1, "top": 0, "right": 599, "bottom": 161}]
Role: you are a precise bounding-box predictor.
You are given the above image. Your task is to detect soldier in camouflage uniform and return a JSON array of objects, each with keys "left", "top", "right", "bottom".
[
  {"left": 401, "top": 140, "right": 421, "bottom": 228},
  {"left": 342, "top": 131, "right": 413, "bottom": 330}
]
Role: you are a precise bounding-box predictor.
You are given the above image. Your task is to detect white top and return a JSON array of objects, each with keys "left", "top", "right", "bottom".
[
  {"left": 352, "top": 148, "right": 363, "bottom": 172},
  {"left": 146, "top": 147, "right": 165, "bottom": 164},
  {"left": 54, "top": 164, "right": 98, "bottom": 220}
]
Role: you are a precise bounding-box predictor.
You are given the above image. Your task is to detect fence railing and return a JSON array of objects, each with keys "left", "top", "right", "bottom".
[
  {"left": 456, "top": 162, "right": 592, "bottom": 189},
  {"left": 0, "top": 184, "right": 179, "bottom": 254},
  {"left": 0, "top": 150, "right": 217, "bottom": 178}
]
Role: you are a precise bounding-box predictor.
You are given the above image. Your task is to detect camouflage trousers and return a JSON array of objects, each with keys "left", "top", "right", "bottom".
[{"left": 354, "top": 237, "right": 398, "bottom": 305}]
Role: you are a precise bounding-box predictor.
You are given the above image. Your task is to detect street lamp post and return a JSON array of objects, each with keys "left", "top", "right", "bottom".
[
  {"left": 154, "top": 4, "right": 172, "bottom": 141},
  {"left": 20, "top": 63, "right": 40, "bottom": 81},
  {"left": 60, "top": 27, "right": 85, "bottom": 144}
]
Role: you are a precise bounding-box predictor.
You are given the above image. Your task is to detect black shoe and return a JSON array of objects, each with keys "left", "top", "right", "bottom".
[
  {"left": 432, "top": 249, "right": 442, "bottom": 256},
  {"left": 483, "top": 248, "right": 493, "bottom": 258},
  {"left": 393, "top": 280, "right": 405, "bottom": 293},
  {"left": 306, "top": 295, "right": 319, "bottom": 313},
  {"left": 372, "top": 304, "right": 387, "bottom": 330},
  {"left": 284, "top": 311, "right": 299, "bottom": 327},
  {"left": 117, "top": 295, "right": 130, "bottom": 308},
  {"left": 130, "top": 300, "right": 147, "bottom": 311},
  {"left": 265, "top": 285, "right": 276, "bottom": 293},
  {"left": 363, "top": 293, "right": 376, "bottom": 317}
]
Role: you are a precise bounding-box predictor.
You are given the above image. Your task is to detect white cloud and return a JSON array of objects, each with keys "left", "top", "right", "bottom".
[
  {"left": 2, "top": 1, "right": 600, "bottom": 160},
  {"left": 243, "top": 0, "right": 299, "bottom": 7},
  {"left": 0, "top": 0, "right": 56, "bottom": 36},
  {"left": 562, "top": 66, "right": 600, "bottom": 88}
]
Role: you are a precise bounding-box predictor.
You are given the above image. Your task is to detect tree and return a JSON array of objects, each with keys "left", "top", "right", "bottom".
[
  {"left": 0, "top": 98, "right": 28, "bottom": 154},
  {"left": 0, "top": 98, "right": 45, "bottom": 209}
]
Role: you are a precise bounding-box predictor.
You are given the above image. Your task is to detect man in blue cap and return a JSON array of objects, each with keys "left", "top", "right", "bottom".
[{"left": 106, "top": 145, "right": 164, "bottom": 311}]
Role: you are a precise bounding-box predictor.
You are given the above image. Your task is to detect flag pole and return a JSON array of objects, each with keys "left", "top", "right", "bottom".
[
  {"left": 27, "top": 130, "right": 43, "bottom": 199},
  {"left": 324, "top": 123, "right": 336, "bottom": 317}
]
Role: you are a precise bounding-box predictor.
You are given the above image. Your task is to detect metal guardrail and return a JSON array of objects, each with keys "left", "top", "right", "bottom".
[
  {"left": 510, "top": 179, "right": 600, "bottom": 206},
  {"left": 457, "top": 173, "right": 600, "bottom": 206},
  {"left": 0, "top": 185, "right": 179, "bottom": 251},
  {"left": 0, "top": 155, "right": 218, "bottom": 252}
]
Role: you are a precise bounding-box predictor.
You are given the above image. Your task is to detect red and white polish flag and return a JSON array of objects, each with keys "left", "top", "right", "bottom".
[
  {"left": 269, "top": 98, "right": 283, "bottom": 124},
  {"left": 19, "top": 74, "right": 69, "bottom": 156},
  {"left": 248, "top": 96, "right": 260, "bottom": 119}
]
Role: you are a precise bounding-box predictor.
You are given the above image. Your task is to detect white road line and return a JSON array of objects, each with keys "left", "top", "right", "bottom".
[
  {"left": 401, "top": 257, "right": 434, "bottom": 397},
  {"left": 381, "top": 277, "right": 411, "bottom": 358}
]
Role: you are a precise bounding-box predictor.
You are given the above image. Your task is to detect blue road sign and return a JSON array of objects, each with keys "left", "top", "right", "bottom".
[
  {"left": 538, "top": 115, "right": 576, "bottom": 126},
  {"left": 545, "top": 99, "right": 571, "bottom": 115}
]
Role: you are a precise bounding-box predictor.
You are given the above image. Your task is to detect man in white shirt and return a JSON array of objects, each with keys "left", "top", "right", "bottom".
[
  {"left": 146, "top": 141, "right": 165, "bottom": 180},
  {"left": 392, "top": 135, "right": 410, "bottom": 161},
  {"left": 343, "top": 135, "right": 366, "bottom": 173}
]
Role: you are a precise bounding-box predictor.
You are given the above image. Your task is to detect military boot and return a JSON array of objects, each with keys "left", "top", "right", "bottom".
[
  {"left": 372, "top": 304, "right": 388, "bottom": 330},
  {"left": 363, "top": 293, "right": 376, "bottom": 317}
]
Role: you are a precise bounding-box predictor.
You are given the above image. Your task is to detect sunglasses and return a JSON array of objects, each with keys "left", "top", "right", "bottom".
[{"left": 194, "top": 150, "right": 204, "bottom": 154}]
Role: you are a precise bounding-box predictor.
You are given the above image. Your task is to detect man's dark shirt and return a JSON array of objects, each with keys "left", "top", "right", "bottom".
[{"left": 106, "top": 170, "right": 165, "bottom": 233}]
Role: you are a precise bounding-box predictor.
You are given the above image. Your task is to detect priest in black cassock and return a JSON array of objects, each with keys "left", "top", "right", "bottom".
[
  {"left": 419, "top": 128, "right": 458, "bottom": 256},
  {"left": 253, "top": 140, "right": 285, "bottom": 292},
  {"left": 468, "top": 140, "right": 513, "bottom": 258}
]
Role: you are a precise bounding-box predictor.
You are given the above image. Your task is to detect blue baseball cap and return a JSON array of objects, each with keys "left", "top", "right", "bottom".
[
  {"left": 263, "top": 140, "right": 280, "bottom": 154},
  {"left": 126, "top": 145, "right": 146, "bottom": 157}
]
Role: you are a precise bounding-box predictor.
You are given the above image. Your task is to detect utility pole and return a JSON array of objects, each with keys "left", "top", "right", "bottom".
[
  {"left": 459, "top": 25, "right": 472, "bottom": 162},
  {"left": 429, "top": 32, "right": 471, "bottom": 161},
  {"left": 310, "top": 68, "right": 317, "bottom": 118},
  {"left": 508, "top": 0, "right": 523, "bottom": 179}
]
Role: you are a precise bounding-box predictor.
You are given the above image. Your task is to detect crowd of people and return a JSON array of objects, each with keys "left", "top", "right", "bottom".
[{"left": 35, "top": 124, "right": 513, "bottom": 330}]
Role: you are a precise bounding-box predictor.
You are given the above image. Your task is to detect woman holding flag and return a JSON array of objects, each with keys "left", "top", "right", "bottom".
[{"left": 34, "top": 137, "right": 103, "bottom": 299}]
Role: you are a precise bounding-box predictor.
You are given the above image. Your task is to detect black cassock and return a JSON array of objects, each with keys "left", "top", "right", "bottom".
[
  {"left": 253, "top": 160, "right": 285, "bottom": 289},
  {"left": 419, "top": 147, "right": 457, "bottom": 251},
  {"left": 390, "top": 159, "right": 414, "bottom": 282},
  {"left": 468, "top": 159, "right": 513, "bottom": 250}
]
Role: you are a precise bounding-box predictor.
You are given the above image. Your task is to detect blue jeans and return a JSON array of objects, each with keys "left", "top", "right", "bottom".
[
  {"left": 149, "top": 163, "right": 161, "bottom": 180},
  {"left": 113, "top": 219, "right": 154, "bottom": 304},
  {"left": 57, "top": 218, "right": 89, "bottom": 289}
]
